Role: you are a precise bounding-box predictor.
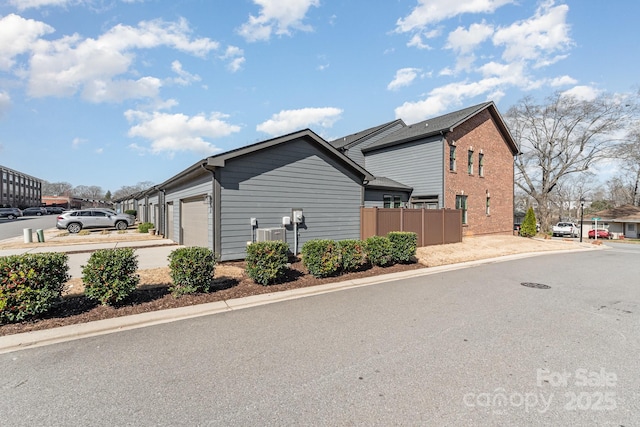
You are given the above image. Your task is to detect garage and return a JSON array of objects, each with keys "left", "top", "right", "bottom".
[{"left": 181, "top": 196, "right": 209, "bottom": 247}]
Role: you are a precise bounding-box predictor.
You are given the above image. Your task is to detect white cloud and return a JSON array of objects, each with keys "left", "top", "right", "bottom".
[
  {"left": 220, "top": 46, "right": 245, "bottom": 72},
  {"left": 561, "top": 85, "right": 600, "bottom": 101},
  {"left": 0, "top": 14, "right": 54, "bottom": 71},
  {"left": 257, "top": 107, "right": 343, "bottom": 136},
  {"left": 0, "top": 91, "right": 11, "bottom": 118},
  {"left": 8, "top": 0, "right": 73, "bottom": 10},
  {"left": 170, "top": 60, "right": 201, "bottom": 86},
  {"left": 387, "top": 68, "right": 422, "bottom": 91},
  {"left": 550, "top": 75, "right": 577, "bottom": 87},
  {"left": 396, "top": 0, "right": 515, "bottom": 33},
  {"left": 24, "top": 18, "right": 218, "bottom": 102},
  {"left": 71, "top": 137, "right": 87, "bottom": 148},
  {"left": 493, "top": 2, "right": 572, "bottom": 65},
  {"left": 237, "top": 0, "right": 320, "bottom": 42},
  {"left": 446, "top": 22, "right": 494, "bottom": 54},
  {"left": 125, "top": 110, "right": 241, "bottom": 155}
]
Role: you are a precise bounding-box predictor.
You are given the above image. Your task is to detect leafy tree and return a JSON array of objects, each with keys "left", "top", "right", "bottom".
[
  {"left": 105, "top": 190, "right": 112, "bottom": 201},
  {"left": 506, "top": 92, "right": 633, "bottom": 231},
  {"left": 520, "top": 207, "right": 538, "bottom": 237}
]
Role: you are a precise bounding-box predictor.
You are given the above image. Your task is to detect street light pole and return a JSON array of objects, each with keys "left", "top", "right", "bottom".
[{"left": 580, "top": 198, "right": 585, "bottom": 242}]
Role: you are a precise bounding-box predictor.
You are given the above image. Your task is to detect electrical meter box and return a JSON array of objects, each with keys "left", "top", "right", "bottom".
[{"left": 292, "top": 208, "right": 303, "bottom": 223}]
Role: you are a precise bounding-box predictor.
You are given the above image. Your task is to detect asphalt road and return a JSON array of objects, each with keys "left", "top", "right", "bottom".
[
  {"left": 1, "top": 245, "right": 639, "bottom": 425},
  {"left": 0, "top": 215, "right": 57, "bottom": 240}
]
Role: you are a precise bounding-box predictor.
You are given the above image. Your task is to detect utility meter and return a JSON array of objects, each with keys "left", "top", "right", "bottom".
[{"left": 292, "top": 208, "right": 303, "bottom": 223}]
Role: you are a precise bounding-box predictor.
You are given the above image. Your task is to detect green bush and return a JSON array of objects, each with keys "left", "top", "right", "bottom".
[
  {"left": 137, "top": 222, "right": 155, "bottom": 233},
  {"left": 337, "top": 239, "right": 368, "bottom": 272},
  {"left": 245, "top": 241, "right": 290, "bottom": 285},
  {"left": 0, "top": 253, "right": 70, "bottom": 324},
  {"left": 168, "top": 247, "right": 216, "bottom": 296},
  {"left": 520, "top": 207, "right": 537, "bottom": 237},
  {"left": 301, "top": 239, "right": 342, "bottom": 278},
  {"left": 125, "top": 210, "right": 137, "bottom": 218},
  {"left": 364, "top": 235, "right": 393, "bottom": 267},
  {"left": 82, "top": 248, "right": 139, "bottom": 306},
  {"left": 387, "top": 231, "right": 417, "bottom": 263}
]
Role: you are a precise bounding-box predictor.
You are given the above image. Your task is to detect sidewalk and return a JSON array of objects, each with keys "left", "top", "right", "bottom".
[{"left": 0, "top": 228, "right": 181, "bottom": 277}]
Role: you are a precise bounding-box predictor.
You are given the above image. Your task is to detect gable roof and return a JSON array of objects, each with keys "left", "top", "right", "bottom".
[
  {"left": 593, "top": 205, "right": 640, "bottom": 222},
  {"left": 361, "top": 101, "right": 519, "bottom": 155},
  {"left": 157, "top": 129, "right": 374, "bottom": 190},
  {"left": 330, "top": 119, "right": 406, "bottom": 150}
]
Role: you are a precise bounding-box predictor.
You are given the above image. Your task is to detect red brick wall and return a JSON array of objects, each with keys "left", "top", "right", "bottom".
[{"left": 444, "top": 109, "right": 514, "bottom": 236}]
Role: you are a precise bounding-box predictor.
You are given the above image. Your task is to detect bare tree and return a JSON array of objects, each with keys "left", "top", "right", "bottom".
[
  {"left": 73, "top": 185, "right": 104, "bottom": 200},
  {"left": 42, "top": 181, "right": 73, "bottom": 197},
  {"left": 111, "top": 181, "right": 155, "bottom": 200},
  {"left": 506, "top": 92, "right": 632, "bottom": 231},
  {"left": 612, "top": 124, "right": 640, "bottom": 206}
]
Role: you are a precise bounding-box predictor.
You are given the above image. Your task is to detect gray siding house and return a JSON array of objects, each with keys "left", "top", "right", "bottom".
[{"left": 123, "top": 129, "right": 372, "bottom": 261}]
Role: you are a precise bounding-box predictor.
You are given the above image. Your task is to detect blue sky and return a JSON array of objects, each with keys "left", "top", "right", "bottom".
[{"left": 0, "top": 0, "right": 638, "bottom": 193}]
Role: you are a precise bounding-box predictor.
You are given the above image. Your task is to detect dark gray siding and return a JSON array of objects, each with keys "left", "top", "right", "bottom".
[
  {"left": 219, "top": 138, "right": 363, "bottom": 260},
  {"left": 364, "top": 136, "right": 444, "bottom": 206},
  {"left": 341, "top": 122, "right": 405, "bottom": 167},
  {"left": 364, "top": 189, "right": 411, "bottom": 208},
  {"left": 164, "top": 174, "right": 212, "bottom": 247}
]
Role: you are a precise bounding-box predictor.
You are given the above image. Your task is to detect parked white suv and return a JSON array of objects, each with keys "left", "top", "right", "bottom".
[{"left": 56, "top": 209, "right": 135, "bottom": 233}]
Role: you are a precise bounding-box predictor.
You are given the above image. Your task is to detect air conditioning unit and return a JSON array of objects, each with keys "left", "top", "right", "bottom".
[{"left": 256, "top": 227, "right": 285, "bottom": 242}]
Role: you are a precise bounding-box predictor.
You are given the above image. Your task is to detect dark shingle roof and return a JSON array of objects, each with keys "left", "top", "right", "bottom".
[
  {"left": 330, "top": 119, "right": 405, "bottom": 150},
  {"left": 361, "top": 101, "right": 518, "bottom": 155},
  {"left": 593, "top": 205, "right": 640, "bottom": 221},
  {"left": 365, "top": 176, "right": 413, "bottom": 191}
]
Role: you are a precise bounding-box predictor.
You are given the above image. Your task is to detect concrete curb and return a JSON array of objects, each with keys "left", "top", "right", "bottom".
[{"left": 0, "top": 245, "right": 603, "bottom": 354}]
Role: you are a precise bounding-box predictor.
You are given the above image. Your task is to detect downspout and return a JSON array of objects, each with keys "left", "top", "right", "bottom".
[
  {"left": 441, "top": 130, "right": 446, "bottom": 209},
  {"left": 201, "top": 163, "right": 221, "bottom": 256}
]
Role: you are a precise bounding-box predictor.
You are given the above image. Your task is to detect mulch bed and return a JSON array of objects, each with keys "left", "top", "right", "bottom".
[{"left": 0, "top": 260, "right": 425, "bottom": 337}]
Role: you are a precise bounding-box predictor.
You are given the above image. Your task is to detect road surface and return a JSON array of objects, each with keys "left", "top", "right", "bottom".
[{"left": 1, "top": 244, "right": 638, "bottom": 425}]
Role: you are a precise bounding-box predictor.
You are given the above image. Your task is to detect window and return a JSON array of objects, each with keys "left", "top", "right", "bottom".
[
  {"left": 479, "top": 153, "right": 484, "bottom": 177},
  {"left": 411, "top": 195, "right": 439, "bottom": 209},
  {"left": 456, "top": 195, "right": 468, "bottom": 224},
  {"left": 486, "top": 196, "right": 490, "bottom": 215},
  {"left": 467, "top": 150, "right": 474, "bottom": 174},
  {"left": 449, "top": 145, "right": 456, "bottom": 171},
  {"left": 383, "top": 195, "right": 402, "bottom": 208}
]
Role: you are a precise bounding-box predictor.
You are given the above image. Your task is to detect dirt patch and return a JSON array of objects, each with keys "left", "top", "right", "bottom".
[{"left": 0, "top": 234, "right": 595, "bottom": 337}]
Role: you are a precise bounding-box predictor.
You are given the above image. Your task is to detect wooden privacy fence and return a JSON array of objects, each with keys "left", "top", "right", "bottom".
[{"left": 360, "top": 207, "right": 462, "bottom": 246}]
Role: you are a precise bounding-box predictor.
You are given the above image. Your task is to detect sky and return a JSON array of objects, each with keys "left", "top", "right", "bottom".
[{"left": 1, "top": 0, "right": 639, "bottom": 194}]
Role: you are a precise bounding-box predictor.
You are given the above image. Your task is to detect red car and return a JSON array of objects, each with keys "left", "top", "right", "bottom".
[{"left": 588, "top": 229, "right": 611, "bottom": 239}]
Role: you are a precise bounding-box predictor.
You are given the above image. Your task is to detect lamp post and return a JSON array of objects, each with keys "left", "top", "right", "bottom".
[{"left": 579, "top": 198, "right": 585, "bottom": 242}]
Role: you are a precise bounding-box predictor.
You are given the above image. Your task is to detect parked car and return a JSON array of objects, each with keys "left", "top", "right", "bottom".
[
  {"left": 56, "top": 209, "right": 135, "bottom": 233},
  {"left": 22, "top": 206, "right": 47, "bottom": 216},
  {"left": 588, "top": 228, "right": 612, "bottom": 239},
  {"left": 45, "top": 206, "right": 66, "bottom": 215},
  {"left": 0, "top": 207, "right": 23, "bottom": 220},
  {"left": 552, "top": 222, "right": 579, "bottom": 237}
]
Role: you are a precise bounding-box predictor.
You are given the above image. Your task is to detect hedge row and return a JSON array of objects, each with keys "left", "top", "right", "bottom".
[
  {"left": 301, "top": 232, "right": 418, "bottom": 278},
  {"left": 0, "top": 246, "right": 218, "bottom": 324}
]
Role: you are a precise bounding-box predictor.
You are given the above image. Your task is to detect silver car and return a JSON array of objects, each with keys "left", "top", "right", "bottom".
[{"left": 56, "top": 209, "right": 135, "bottom": 233}]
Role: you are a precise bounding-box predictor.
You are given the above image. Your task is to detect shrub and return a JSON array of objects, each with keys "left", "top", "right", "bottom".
[
  {"left": 520, "top": 207, "right": 537, "bottom": 237},
  {"left": 82, "top": 248, "right": 139, "bottom": 306},
  {"left": 364, "top": 235, "right": 393, "bottom": 267},
  {"left": 245, "top": 241, "right": 289, "bottom": 285},
  {"left": 0, "top": 253, "right": 70, "bottom": 324},
  {"left": 301, "top": 239, "right": 341, "bottom": 278},
  {"left": 387, "top": 231, "right": 417, "bottom": 263},
  {"left": 337, "top": 239, "right": 368, "bottom": 272},
  {"left": 125, "top": 210, "right": 137, "bottom": 218},
  {"left": 168, "top": 247, "right": 216, "bottom": 296},
  {"left": 78, "top": 230, "right": 90, "bottom": 236},
  {"left": 137, "top": 222, "right": 155, "bottom": 233}
]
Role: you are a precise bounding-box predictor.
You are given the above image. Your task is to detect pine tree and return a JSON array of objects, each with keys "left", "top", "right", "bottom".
[{"left": 520, "top": 207, "right": 537, "bottom": 237}]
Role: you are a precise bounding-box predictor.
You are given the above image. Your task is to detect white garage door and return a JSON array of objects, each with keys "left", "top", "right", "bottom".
[{"left": 181, "top": 197, "right": 209, "bottom": 247}]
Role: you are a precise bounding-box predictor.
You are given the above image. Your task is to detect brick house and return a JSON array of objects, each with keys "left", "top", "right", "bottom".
[{"left": 332, "top": 102, "right": 519, "bottom": 236}]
